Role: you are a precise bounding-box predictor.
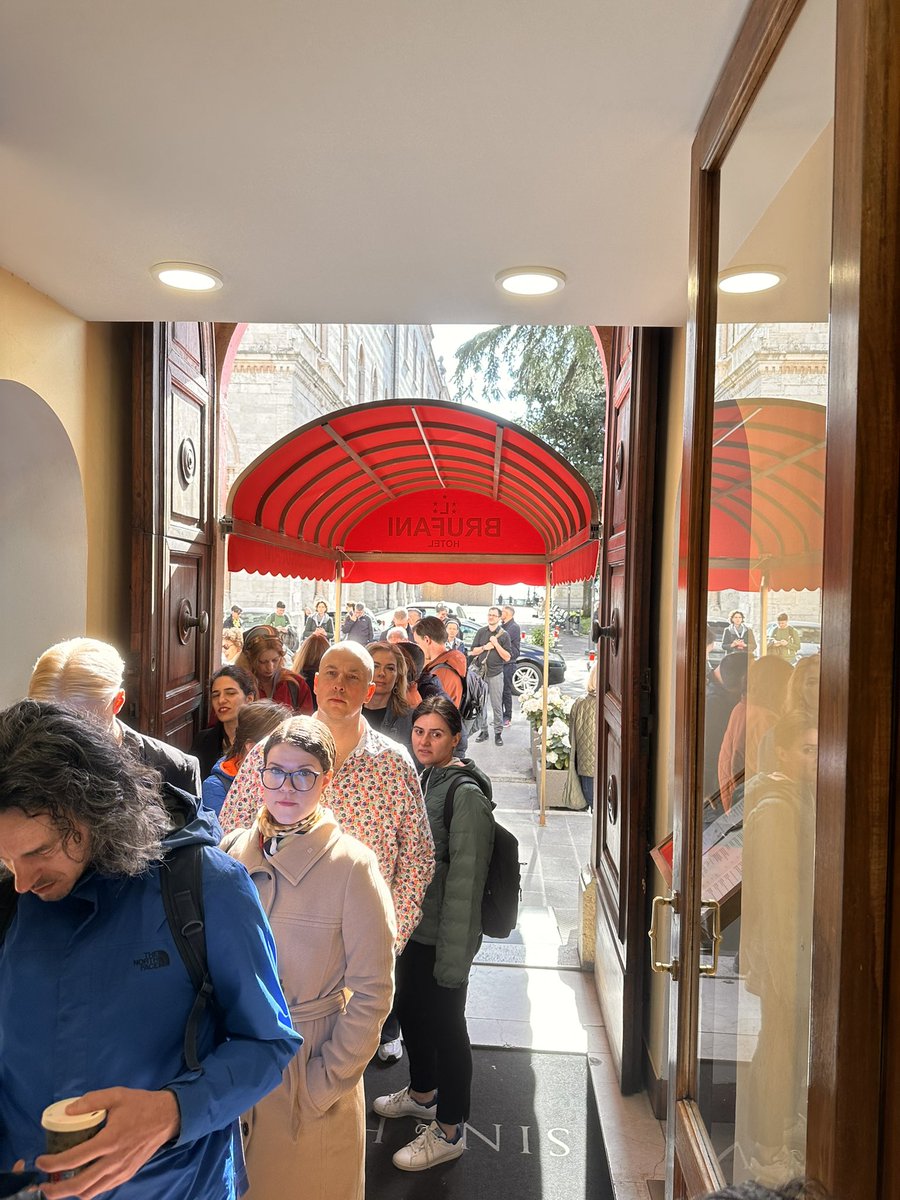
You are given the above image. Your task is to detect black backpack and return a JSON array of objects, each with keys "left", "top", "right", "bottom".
[
  {"left": 441, "top": 777, "right": 521, "bottom": 939},
  {"left": 436, "top": 661, "right": 488, "bottom": 723},
  {"left": 0, "top": 797, "right": 215, "bottom": 1074}
]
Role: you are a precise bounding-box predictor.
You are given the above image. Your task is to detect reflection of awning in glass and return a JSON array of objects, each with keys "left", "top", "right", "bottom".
[
  {"left": 225, "top": 398, "right": 599, "bottom": 586},
  {"left": 708, "top": 397, "right": 826, "bottom": 592}
]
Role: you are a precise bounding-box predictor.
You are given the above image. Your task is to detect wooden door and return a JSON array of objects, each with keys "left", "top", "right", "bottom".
[
  {"left": 665, "top": 0, "right": 900, "bottom": 1194},
  {"left": 129, "top": 323, "right": 220, "bottom": 750},
  {"left": 592, "top": 326, "right": 659, "bottom": 1092}
]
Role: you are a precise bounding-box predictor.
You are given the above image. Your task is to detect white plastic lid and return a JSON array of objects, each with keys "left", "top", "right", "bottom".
[{"left": 41, "top": 1098, "right": 107, "bottom": 1132}]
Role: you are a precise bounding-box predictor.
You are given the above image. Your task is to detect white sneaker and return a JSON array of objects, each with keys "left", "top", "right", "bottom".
[
  {"left": 376, "top": 1037, "right": 403, "bottom": 1064},
  {"left": 372, "top": 1085, "right": 437, "bottom": 1120},
  {"left": 392, "top": 1121, "right": 465, "bottom": 1172}
]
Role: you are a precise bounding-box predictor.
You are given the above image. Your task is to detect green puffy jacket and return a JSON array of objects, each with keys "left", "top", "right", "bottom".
[{"left": 412, "top": 759, "right": 495, "bottom": 988}]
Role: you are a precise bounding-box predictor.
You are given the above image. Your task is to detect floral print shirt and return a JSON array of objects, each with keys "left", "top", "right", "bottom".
[{"left": 217, "top": 723, "right": 434, "bottom": 948}]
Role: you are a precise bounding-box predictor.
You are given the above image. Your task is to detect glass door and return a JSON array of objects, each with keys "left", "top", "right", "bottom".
[{"left": 666, "top": 1, "right": 838, "bottom": 1192}]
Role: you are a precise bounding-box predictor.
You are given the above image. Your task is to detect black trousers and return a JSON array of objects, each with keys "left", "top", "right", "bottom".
[
  {"left": 502, "top": 660, "right": 517, "bottom": 721},
  {"left": 394, "top": 939, "right": 471, "bottom": 1126}
]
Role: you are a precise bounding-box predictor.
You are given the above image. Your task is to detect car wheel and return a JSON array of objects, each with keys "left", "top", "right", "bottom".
[{"left": 511, "top": 662, "right": 542, "bottom": 696}]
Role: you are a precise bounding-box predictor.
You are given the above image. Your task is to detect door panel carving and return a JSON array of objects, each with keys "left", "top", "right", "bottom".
[{"left": 129, "top": 323, "right": 218, "bottom": 749}]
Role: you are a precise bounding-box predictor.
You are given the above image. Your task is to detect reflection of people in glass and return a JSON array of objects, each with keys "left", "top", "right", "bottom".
[
  {"left": 766, "top": 612, "right": 802, "bottom": 661},
  {"left": 737, "top": 711, "right": 818, "bottom": 1185},
  {"left": 704, "top": 651, "right": 748, "bottom": 804},
  {"left": 722, "top": 610, "right": 757, "bottom": 656},
  {"left": 718, "top": 656, "right": 793, "bottom": 812}
]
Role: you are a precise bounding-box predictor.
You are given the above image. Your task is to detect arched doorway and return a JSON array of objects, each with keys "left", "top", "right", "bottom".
[{"left": 0, "top": 381, "right": 87, "bottom": 703}]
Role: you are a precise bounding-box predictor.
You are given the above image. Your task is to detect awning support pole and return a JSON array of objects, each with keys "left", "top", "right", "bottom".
[
  {"left": 759, "top": 573, "right": 768, "bottom": 656},
  {"left": 539, "top": 564, "right": 551, "bottom": 827},
  {"left": 334, "top": 560, "right": 343, "bottom": 643}
]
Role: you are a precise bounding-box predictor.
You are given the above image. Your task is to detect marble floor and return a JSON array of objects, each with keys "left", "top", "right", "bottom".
[{"left": 463, "top": 714, "right": 667, "bottom": 1199}]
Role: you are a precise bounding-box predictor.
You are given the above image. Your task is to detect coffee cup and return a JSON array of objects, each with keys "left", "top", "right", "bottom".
[{"left": 41, "top": 1098, "right": 107, "bottom": 1182}]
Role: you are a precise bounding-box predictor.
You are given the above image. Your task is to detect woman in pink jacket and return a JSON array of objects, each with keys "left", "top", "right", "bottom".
[{"left": 222, "top": 716, "right": 396, "bottom": 1200}]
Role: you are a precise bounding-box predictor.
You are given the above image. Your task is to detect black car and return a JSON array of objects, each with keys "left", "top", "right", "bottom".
[{"left": 455, "top": 620, "right": 566, "bottom": 695}]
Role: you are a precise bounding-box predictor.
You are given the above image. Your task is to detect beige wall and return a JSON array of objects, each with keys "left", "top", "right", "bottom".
[
  {"left": 0, "top": 268, "right": 132, "bottom": 647},
  {"left": 644, "top": 326, "right": 687, "bottom": 1093}
]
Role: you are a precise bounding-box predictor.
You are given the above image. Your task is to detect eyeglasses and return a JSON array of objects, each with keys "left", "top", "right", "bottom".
[{"left": 259, "top": 766, "right": 322, "bottom": 792}]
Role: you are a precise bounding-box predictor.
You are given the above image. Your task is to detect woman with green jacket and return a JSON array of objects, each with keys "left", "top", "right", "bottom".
[{"left": 372, "top": 696, "right": 494, "bottom": 1173}]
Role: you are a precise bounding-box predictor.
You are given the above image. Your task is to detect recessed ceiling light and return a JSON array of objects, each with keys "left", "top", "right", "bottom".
[
  {"left": 151, "top": 262, "right": 224, "bottom": 292},
  {"left": 495, "top": 267, "right": 567, "bottom": 296},
  {"left": 718, "top": 266, "right": 785, "bottom": 294}
]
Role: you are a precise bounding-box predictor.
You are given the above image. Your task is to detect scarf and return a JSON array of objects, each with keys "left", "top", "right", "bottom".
[{"left": 257, "top": 804, "right": 323, "bottom": 857}]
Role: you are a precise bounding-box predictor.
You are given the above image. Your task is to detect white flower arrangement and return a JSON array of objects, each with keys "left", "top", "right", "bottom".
[{"left": 521, "top": 687, "right": 574, "bottom": 771}]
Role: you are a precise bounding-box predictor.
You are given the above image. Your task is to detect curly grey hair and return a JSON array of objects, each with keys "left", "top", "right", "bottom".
[{"left": 0, "top": 699, "right": 169, "bottom": 878}]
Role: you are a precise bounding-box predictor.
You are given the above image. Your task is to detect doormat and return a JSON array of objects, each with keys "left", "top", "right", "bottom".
[{"left": 364, "top": 1048, "right": 614, "bottom": 1199}]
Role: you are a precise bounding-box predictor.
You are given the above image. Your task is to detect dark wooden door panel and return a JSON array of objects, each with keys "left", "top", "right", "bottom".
[
  {"left": 130, "top": 323, "right": 218, "bottom": 748},
  {"left": 592, "top": 326, "right": 659, "bottom": 1093}
]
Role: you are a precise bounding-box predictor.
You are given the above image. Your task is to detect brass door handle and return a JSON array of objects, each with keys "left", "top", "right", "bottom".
[
  {"left": 648, "top": 893, "right": 679, "bottom": 979},
  {"left": 699, "top": 897, "right": 722, "bottom": 976}
]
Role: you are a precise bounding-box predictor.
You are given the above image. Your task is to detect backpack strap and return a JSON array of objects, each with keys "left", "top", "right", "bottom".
[
  {"left": 160, "top": 845, "right": 214, "bottom": 1073},
  {"left": 441, "top": 776, "right": 466, "bottom": 837},
  {"left": 0, "top": 876, "right": 18, "bottom": 946}
]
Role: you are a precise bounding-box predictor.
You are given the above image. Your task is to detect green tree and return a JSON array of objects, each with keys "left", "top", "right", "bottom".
[{"left": 451, "top": 325, "right": 605, "bottom": 609}]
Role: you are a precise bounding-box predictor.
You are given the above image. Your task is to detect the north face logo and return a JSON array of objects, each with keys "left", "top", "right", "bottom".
[{"left": 134, "top": 949, "right": 171, "bottom": 971}]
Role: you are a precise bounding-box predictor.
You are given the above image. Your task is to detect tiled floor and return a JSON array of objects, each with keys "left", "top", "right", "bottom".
[{"left": 464, "top": 700, "right": 666, "bottom": 1199}]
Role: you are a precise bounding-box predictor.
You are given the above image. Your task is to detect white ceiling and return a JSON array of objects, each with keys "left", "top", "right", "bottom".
[{"left": 1, "top": 1, "right": 752, "bottom": 326}]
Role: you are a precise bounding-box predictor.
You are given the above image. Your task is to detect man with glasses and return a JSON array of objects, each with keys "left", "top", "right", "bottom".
[
  {"left": 469, "top": 607, "right": 512, "bottom": 746},
  {"left": 218, "top": 643, "right": 434, "bottom": 1063}
]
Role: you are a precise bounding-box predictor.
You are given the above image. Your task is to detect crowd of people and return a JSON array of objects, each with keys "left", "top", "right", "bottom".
[
  {"left": 704, "top": 615, "right": 821, "bottom": 1182},
  {"left": 0, "top": 598, "right": 827, "bottom": 1199},
  {"left": 0, "top": 600, "right": 523, "bottom": 1199}
]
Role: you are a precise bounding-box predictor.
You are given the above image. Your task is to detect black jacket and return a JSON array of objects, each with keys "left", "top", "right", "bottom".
[{"left": 120, "top": 722, "right": 202, "bottom": 796}]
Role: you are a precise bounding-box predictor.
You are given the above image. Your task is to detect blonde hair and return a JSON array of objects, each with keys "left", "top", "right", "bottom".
[
  {"left": 367, "top": 642, "right": 411, "bottom": 716},
  {"left": 292, "top": 633, "right": 330, "bottom": 674},
  {"left": 28, "top": 637, "right": 124, "bottom": 717}
]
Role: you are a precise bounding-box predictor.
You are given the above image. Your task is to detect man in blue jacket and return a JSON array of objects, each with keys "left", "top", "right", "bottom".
[{"left": 0, "top": 699, "right": 301, "bottom": 1200}]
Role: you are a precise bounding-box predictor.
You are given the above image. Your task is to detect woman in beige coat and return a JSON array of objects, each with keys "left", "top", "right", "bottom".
[{"left": 222, "top": 715, "right": 396, "bottom": 1200}]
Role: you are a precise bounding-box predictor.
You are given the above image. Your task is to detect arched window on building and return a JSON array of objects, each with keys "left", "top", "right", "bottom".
[
  {"left": 340, "top": 325, "right": 350, "bottom": 385},
  {"left": 382, "top": 331, "right": 393, "bottom": 396},
  {"left": 357, "top": 343, "right": 366, "bottom": 404}
]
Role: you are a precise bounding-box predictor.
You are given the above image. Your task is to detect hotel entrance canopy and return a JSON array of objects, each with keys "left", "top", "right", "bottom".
[
  {"left": 707, "top": 396, "right": 826, "bottom": 593},
  {"left": 225, "top": 398, "right": 600, "bottom": 587}
]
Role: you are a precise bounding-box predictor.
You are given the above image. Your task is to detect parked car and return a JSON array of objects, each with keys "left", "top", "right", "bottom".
[
  {"left": 455, "top": 619, "right": 566, "bottom": 695},
  {"left": 791, "top": 621, "right": 821, "bottom": 661},
  {"left": 706, "top": 618, "right": 729, "bottom": 667}
]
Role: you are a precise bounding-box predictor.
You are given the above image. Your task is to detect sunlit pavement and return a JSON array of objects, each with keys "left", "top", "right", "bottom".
[
  {"left": 464, "top": 631, "right": 601, "bottom": 1049},
  {"left": 462, "top": 632, "right": 669, "bottom": 1194}
]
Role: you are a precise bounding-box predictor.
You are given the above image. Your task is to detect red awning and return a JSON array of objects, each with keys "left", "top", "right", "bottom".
[
  {"left": 226, "top": 399, "right": 600, "bottom": 586},
  {"left": 708, "top": 396, "right": 826, "bottom": 592}
]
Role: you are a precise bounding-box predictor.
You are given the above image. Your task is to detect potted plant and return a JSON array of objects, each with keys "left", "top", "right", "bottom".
[{"left": 520, "top": 687, "right": 574, "bottom": 806}]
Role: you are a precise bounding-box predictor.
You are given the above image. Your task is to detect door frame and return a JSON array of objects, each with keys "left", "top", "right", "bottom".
[
  {"left": 671, "top": 0, "right": 900, "bottom": 1194},
  {"left": 591, "top": 326, "right": 659, "bottom": 1093}
]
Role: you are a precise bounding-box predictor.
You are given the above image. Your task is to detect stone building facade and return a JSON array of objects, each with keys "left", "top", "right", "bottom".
[{"left": 222, "top": 323, "right": 451, "bottom": 620}]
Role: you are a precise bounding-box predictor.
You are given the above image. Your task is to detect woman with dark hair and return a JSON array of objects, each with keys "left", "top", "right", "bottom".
[
  {"left": 239, "top": 626, "right": 313, "bottom": 715},
  {"left": 302, "top": 599, "right": 335, "bottom": 642},
  {"left": 202, "top": 699, "right": 290, "bottom": 815},
  {"left": 722, "top": 610, "right": 757, "bottom": 655},
  {"left": 222, "top": 716, "right": 395, "bottom": 1200},
  {"left": 192, "top": 665, "right": 258, "bottom": 778},
  {"left": 373, "top": 696, "right": 494, "bottom": 1173},
  {"left": 364, "top": 642, "right": 413, "bottom": 753},
  {"left": 291, "top": 632, "right": 331, "bottom": 707}
]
